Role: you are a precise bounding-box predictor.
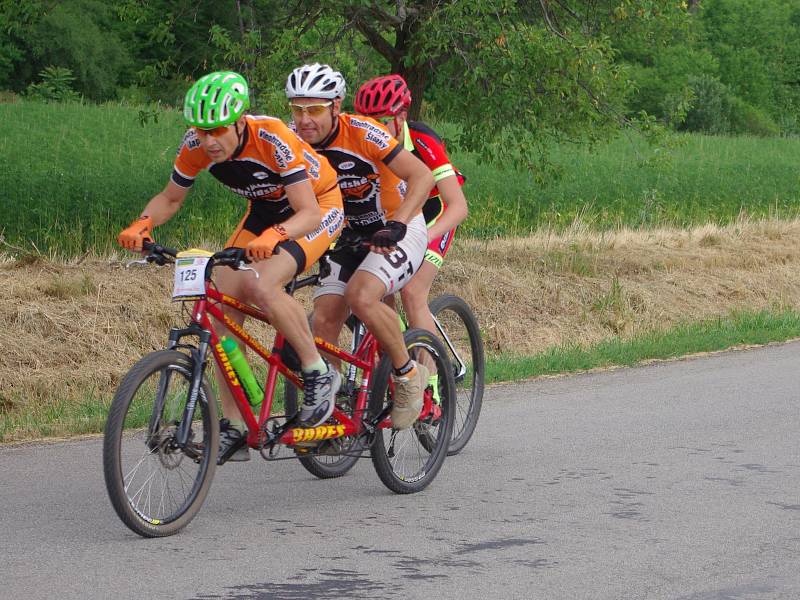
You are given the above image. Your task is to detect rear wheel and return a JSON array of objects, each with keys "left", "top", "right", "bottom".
[
  {"left": 428, "top": 294, "right": 485, "bottom": 455},
  {"left": 284, "top": 313, "right": 365, "bottom": 479},
  {"left": 103, "top": 350, "right": 218, "bottom": 537},
  {"left": 369, "top": 328, "right": 455, "bottom": 494}
]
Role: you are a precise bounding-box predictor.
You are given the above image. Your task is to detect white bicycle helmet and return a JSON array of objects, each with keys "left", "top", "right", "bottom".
[{"left": 285, "top": 63, "right": 346, "bottom": 100}]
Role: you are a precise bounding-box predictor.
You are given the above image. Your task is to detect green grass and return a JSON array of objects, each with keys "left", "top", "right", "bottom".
[
  {"left": 3, "top": 99, "right": 800, "bottom": 256},
  {"left": 485, "top": 309, "right": 800, "bottom": 383},
  {"left": 3, "top": 308, "right": 799, "bottom": 442},
  {"left": 0, "top": 374, "right": 289, "bottom": 443},
  {"left": 455, "top": 133, "right": 800, "bottom": 237}
]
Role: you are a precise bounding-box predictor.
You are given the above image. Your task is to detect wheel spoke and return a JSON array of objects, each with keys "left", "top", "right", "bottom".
[{"left": 104, "top": 351, "right": 218, "bottom": 536}]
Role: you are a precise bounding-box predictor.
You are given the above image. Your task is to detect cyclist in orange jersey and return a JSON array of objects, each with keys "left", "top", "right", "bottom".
[
  {"left": 118, "top": 71, "right": 345, "bottom": 464},
  {"left": 355, "top": 74, "right": 468, "bottom": 377},
  {"left": 285, "top": 63, "right": 435, "bottom": 430}
]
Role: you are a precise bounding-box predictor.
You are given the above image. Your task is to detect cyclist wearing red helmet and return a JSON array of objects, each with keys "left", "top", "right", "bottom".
[{"left": 355, "top": 74, "right": 468, "bottom": 360}]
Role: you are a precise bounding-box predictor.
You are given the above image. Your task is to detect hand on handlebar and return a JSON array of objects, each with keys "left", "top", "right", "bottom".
[
  {"left": 246, "top": 225, "right": 288, "bottom": 262},
  {"left": 118, "top": 216, "right": 154, "bottom": 252}
]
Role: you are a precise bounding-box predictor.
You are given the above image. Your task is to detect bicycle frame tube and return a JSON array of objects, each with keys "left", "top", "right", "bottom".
[
  {"left": 432, "top": 314, "right": 468, "bottom": 380},
  {"left": 193, "top": 286, "right": 380, "bottom": 448}
]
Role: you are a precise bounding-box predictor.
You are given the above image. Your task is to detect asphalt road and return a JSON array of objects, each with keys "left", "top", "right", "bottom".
[{"left": 2, "top": 342, "right": 800, "bottom": 599}]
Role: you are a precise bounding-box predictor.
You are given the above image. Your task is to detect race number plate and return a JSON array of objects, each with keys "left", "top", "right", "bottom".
[{"left": 172, "top": 249, "right": 213, "bottom": 300}]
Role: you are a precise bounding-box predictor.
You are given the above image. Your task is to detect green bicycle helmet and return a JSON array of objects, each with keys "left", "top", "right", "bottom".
[{"left": 183, "top": 71, "right": 250, "bottom": 128}]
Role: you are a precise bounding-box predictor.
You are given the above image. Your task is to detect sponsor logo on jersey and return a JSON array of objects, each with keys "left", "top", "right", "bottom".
[
  {"left": 178, "top": 129, "right": 201, "bottom": 155},
  {"left": 348, "top": 210, "right": 385, "bottom": 227},
  {"left": 414, "top": 137, "right": 430, "bottom": 152},
  {"left": 305, "top": 208, "right": 344, "bottom": 241},
  {"left": 302, "top": 150, "right": 321, "bottom": 179},
  {"left": 258, "top": 129, "right": 295, "bottom": 169},
  {"left": 208, "top": 159, "right": 286, "bottom": 201},
  {"left": 321, "top": 148, "right": 384, "bottom": 211},
  {"left": 414, "top": 136, "right": 437, "bottom": 161},
  {"left": 339, "top": 173, "right": 380, "bottom": 201},
  {"left": 226, "top": 182, "right": 284, "bottom": 200},
  {"left": 350, "top": 117, "right": 391, "bottom": 150},
  {"left": 365, "top": 131, "right": 390, "bottom": 150}
]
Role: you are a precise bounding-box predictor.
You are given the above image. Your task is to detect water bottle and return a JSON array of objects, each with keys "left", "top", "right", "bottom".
[{"left": 220, "top": 336, "right": 263, "bottom": 406}]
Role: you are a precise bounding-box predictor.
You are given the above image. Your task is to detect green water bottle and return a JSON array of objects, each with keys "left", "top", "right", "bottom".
[{"left": 220, "top": 336, "right": 263, "bottom": 406}]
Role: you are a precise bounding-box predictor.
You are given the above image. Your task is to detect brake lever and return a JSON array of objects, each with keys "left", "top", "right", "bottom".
[
  {"left": 126, "top": 258, "right": 150, "bottom": 268},
  {"left": 126, "top": 254, "right": 170, "bottom": 268},
  {"left": 235, "top": 261, "right": 260, "bottom": 279}
]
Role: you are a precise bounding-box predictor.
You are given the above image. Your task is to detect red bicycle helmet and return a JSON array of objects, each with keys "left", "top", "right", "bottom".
[{"left": 355, "top": 74, "right": 412, "bottom": 117}]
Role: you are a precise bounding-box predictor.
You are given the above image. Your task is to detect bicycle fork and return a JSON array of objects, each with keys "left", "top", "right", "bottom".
[{"left": 147, "top": 325, "right": 212, "bottom": 450}]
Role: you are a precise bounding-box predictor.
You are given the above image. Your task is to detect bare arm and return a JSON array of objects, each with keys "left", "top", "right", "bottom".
[
  {"left": 282, "top": 178, "right": 322, "bottom": 238},
  {"left": 384, "top": 149, "right": 434, "bottom": 224},
  {"left": 426, "top": 175, "right": 468, "bottom": 241},
  {"left": 139, "top": 180, "right": 190, "bottom": 226}
]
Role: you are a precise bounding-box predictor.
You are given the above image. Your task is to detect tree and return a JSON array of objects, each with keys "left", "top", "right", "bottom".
[{"left": 278, "top": 1, "right": 692, "bottom": 168}]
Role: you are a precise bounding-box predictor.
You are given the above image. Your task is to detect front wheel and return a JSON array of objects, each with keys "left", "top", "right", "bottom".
[
  {"left": 429, "top": 294, "right": 485, "bottom": 455},
  {"left": 103, "top": 350, "right": 218, "bottom": 537},
  {"left": 369, "top": 328, "right": 455, "bottom": 494}
]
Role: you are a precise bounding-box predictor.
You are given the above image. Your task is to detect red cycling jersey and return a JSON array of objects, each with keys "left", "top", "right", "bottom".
[{"left": 401, "top": 120, "right": 465, "bottom": 224}]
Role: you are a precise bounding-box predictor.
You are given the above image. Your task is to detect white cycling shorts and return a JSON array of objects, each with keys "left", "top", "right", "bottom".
[{"left": 314, "top": 214, "right": 428, "bottom": 299}]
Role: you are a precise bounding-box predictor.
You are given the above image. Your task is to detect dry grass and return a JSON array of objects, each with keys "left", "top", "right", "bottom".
[
  {"left": 432, "top": 217, "right": 800, "bottom": 354},
  {"left": 3, "top": 217, "right": 800, "bottom": 440}
]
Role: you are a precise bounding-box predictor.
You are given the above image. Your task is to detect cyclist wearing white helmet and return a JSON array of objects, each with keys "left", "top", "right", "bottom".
[
  {"left": 285, "top": 62, "right": 347, "bottom": 100},
  {"left": 286, "top": 63, "right": 435, "bottom": 431},
  {"left": 119, "top": 70, "right": 345, "bottom": 464}
]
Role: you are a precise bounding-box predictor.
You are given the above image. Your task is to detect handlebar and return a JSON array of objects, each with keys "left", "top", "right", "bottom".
[
  {"left": 134, "top": 230, "right": 371, "bottom": 291},
  {"left": 140, "top": 240, "right": 249, "bottom": 267}
]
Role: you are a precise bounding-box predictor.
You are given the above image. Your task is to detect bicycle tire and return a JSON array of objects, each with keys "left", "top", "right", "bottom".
[
  {"left": 103, "top": 350, "right": 218, "bottom": 537},
  {"left": 369, "top": 328, "right": 455, "bottom": 494},
  {"left": 428, "top": 294, "right": 485, "bottom": 455},
  {"left": 284, "top": 313, "right": 364, "bottom": 479}
]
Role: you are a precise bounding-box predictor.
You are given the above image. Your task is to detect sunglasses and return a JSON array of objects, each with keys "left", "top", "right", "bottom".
[
  {"left": 289, "top": 101, "right": 333, "bottom": 117},
  {"left": 194, "top": 125, "right": 231, "bottom": 138}
]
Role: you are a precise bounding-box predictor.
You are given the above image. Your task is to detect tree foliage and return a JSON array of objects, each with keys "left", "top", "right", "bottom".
[{"left": 1, "top": 0, "right": 798, "bottom": 142}]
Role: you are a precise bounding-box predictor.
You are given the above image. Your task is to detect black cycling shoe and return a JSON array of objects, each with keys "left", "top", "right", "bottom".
[
  {"left": 217, "top": 419, "right": 250, "bottom": 465},
  {"left": 298, "top": 366, "right": 341, "bottom": 428}
]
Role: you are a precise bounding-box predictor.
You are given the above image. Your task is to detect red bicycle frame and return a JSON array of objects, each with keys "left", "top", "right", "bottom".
[{"left": 188, "top": 283, "right": 382, "bottom": 450}]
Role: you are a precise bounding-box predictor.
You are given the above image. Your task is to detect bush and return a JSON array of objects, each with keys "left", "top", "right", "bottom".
[
  {"left": 727, "top": 96, "right": 780, "bottom": 137},
  {"left": 680, "top": 74, "right": 780, "bottom": 137},
  {"left": 25, "top": 66, "right": 81, "bottom": 103},
  {"left": 681, "top": 75, "right": 729, "bottom": 134}
]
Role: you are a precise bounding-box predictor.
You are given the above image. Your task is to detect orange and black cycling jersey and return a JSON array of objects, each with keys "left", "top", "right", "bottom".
[
  {"left": 171, "top": 115, "right": 339, "bottom": 226},
  {"left": 311, "top": 113, "right": 407, "bottom": 234},
  {"left": 402, "top": 120, "right": 466, "bottom": 225}
]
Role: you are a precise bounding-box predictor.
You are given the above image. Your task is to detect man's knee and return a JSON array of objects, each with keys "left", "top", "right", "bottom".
[
  {"left": 247, "top": 280, "right": 285, "bottom": 311},
  {"left": 313, "top": 297, "right": 347, "bottom": 335},
  {"left": 400, "top": 285, "right": 427, "bottom": 314},
  {"left": 345, "top": 285, "right": 377, "bottom": 315}
]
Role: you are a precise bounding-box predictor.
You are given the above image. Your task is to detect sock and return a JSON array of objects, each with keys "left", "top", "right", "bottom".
[
  {"left": 302, "top": 357, "right": 328, "bottom": 375},
  {"left": 394, "top": 359, "right": 416, "bottom": 378}
]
